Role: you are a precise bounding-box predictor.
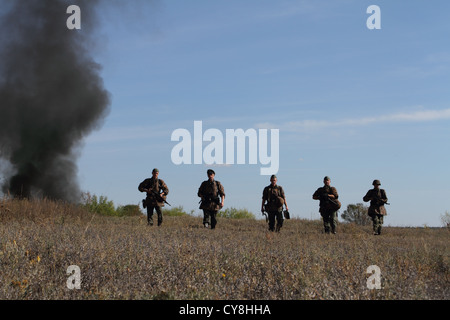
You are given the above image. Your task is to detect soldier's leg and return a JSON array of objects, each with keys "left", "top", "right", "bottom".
[
  {"left": 155, "top": 206, "right": 163, "bottom": 226},
  {"left": 330, "top": 211, "right": 337, "bottom": 234},
  {"left": 268, "top": 211, "right": 276, "bottom": 232},
  {"left": 321, "top": 212, "right": 331, "bottom": 233},
  {"left": 372, "top": 215, "right": 380, "bottom": 235},
  {"left": 275, "top": 210, "right": 284, "bottom": 232},
  {"left": 377, "top": 215, "right": 384, "bottom": 235},
  {"left": 147, "top": 206, "right": 154, "bottom": 226},
  {"left": 210, "top": 210, "right": 218, "bottom": 229},
  {"left": 370, "top": 214, "right": 375, "bottom": 234},
  {"left": 203, "top": 210, "right": 210, "bottom": 227}
]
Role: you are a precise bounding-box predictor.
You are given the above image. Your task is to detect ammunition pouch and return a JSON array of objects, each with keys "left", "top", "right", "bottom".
[
  {"left": 277, "top": 196, "right": 285, "bottom": 207},
  {"left": 330, "top": 199, "right": 341, "bottom": 211},
  {"left": 370, "top": 204, "right": 387, "bottom": 216},
  {"left": 267, "top": 196, "right": 284, "bottom": 209},
  {"left": 199, "top": 195, "right": 220, "bottom": 210}
]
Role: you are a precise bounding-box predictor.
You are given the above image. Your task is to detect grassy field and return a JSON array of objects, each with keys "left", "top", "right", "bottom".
[{"left": 0, "top": 198, "right": 448, "bottom": 300}]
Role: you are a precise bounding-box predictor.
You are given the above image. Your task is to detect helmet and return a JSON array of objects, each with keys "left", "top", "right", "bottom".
[{"left": 372, "top": 179, "right": 381, "bottom": 186}]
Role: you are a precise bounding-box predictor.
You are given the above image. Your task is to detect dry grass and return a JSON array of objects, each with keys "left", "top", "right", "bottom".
[{"left": 0, "top": 198, "right": 448, "bottom": 300}]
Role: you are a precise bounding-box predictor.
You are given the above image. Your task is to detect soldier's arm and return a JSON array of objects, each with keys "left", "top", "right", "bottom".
[
  {"left": 279, "top": 186, "right": 285, "bottom": 199},
  {"left": 363, "top": 190, "right": 371, "bottom": 202},
  {"left": 218, "top": 182, "right": 225, "bottom": 198},
  {"left": 160, "top": 180, "right": 169, "bottom": 196},
  {"left": 312, "top": 188, "right": 321, "bottom": 200},
  {"left": 330, "top": 187, "right": 338, "bottom": 199},
  {"left": 381, "top": 189, "right": 388, "bottom": 203},
  {"left": 279, "top": 187, "right": 288, "bottom": 209},
  {"left": 138, "top": 180, "right": 147, "bottom": 192},
  {"left": 261, "top": 188, "right": 268, "bottom": 212},
  {"left": 198, "top": 182, "right": 205, "bottom": 198},
  {"left": 217, "top": 182, "right": 225, "bottom": 207}
]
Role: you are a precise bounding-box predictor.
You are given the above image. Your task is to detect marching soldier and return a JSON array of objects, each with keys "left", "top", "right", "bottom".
[
  {"left": 363, "top": 179, "right": 388, "bottom": 235},
  {"left": 313, "top": 176, "right": 341, "bottom": 234},
  {"left": 198, "top": 169, "right": 225, "bottom": 229},
  {"left": 138, "top": 168, "right": 169, "bottom": 226},
  {"left": 261, "top": 175, "right": 288, "bottom": 232}
]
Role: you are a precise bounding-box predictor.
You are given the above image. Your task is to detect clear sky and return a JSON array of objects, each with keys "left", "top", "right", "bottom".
[{"left": 76, "top": 0, "right": 450, "bottom": 227}]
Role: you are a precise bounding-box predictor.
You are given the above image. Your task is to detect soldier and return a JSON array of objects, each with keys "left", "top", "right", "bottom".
[
  {"left": 363, "top": 179, "right": 388, "bottom": 235},
  {"left": 261, "top": 175, "right": 289, "bottom": 232},
  {"left": 313, "top": 176, "right": 341, "bottom": 234},
  {"left": 198, "top": 169, "right": 225, "bottom": 229},
  {"left": 138, "top": 168, "right": 169, "bottom": 226}
]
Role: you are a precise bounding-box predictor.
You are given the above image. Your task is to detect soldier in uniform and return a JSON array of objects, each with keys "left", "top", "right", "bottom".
[
  {"left": 261, "top": 175, "right": 289, "bottom": 232},
  {"left": 313, "top": 176, "right": 340, "bottom": 234},
  {"left": 198, "top": 169, "right": 225, "bottom": 229},
  {"left": 138, "top": 168, "right": 169, "bottom": 226},
  {"left": 363, "top": 179, "right": 388, "bottom": 235}
]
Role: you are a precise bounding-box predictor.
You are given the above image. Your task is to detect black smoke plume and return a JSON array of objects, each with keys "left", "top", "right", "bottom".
[{"left": 0, "top": 0, "right": 110, "bottom": 202}]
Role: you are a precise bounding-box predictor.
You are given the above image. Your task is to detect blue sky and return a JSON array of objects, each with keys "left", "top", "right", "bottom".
[{"left": 77, "top": 0, "right": 450, "bottom": 226}]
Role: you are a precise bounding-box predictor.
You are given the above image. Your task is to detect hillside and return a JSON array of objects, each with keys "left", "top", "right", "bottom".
[{"left": 0, "top": 199, "right": 448, "bottom": 300}]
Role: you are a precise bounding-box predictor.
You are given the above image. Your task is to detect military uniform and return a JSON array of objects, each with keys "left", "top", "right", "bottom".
[
  {"left": 313, "top": 177, "right": 340, "bottom": 234},
  {"left": 138, "top": 173, "right": 169, "bottom": 226},
  {"left": 198, "top": 172, "right": 225, "bottom": 229},
  {"left": 262, "top": 184, "right": 286, "bottom": 232},
  {"left": 363, "top": 180, "right": 388, "bottom": 235}
]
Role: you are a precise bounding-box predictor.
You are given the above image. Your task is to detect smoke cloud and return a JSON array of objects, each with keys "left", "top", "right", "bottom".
[{"left": 0, "top": 0, "right": 110, "bottom": 202}]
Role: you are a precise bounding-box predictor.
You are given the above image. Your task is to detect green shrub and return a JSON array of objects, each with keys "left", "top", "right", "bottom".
[
  {"left": 218, "top": 207, "right": 255, "bottom": 219},
  {"left": 116, "top": 204, "right": 142, "bottom": 217},
  {"left": 81, "top": 192, "right": 142, "bottom": 217},
  {"left": 162, "top": 206, "right": 188, "bottom": 217},
  {"left": 81, "top": 193, "right": 116, "bottom": 216}
]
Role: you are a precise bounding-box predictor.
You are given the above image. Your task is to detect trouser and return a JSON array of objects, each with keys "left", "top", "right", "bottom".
[
  {"left": 203, "top": 209, "right": 218, "bottom": 229},
  {"left": 321, "top": 210, "right": 337, "bottom": 233},
  {"left": 268, "top": 210, "right": 283, "bottom": 232},
  {"left": 371, "top": 214, "right": 384, "bottom": 234},
  {"left": 147, "top": 205, "right": 163, "bottom": 226}
]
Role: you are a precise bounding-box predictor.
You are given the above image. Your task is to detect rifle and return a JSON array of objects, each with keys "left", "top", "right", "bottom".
[
  {"left": 373, "top": 195, "right": 389, "bottom": 206},
  {"left": 144, "top": 188, "right": 171, "bottom": 206},
  {"left": 262, "top": 211, "right": 269, "bottom": 223}
]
